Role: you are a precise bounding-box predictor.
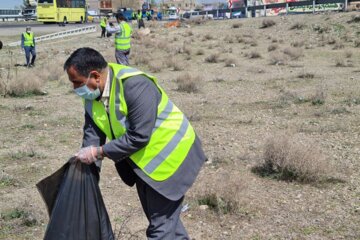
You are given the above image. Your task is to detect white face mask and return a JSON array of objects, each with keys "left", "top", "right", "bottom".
[{"left": 74, "top": 74, "right": 101, "bottom": 100}]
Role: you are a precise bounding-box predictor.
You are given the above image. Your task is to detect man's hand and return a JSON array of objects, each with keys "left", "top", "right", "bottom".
[{"left": 75, "top": 146, "right": 97, "bottom": 164}]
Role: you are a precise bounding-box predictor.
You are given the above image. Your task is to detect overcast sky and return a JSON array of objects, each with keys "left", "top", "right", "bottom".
[{"left": 0, "top": 0, "right": 23, "bottom": 9}]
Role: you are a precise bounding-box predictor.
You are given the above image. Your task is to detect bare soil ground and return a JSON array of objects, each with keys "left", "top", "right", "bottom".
[{"left": 0, "top": 12, "right": 360, "bottom": 239}]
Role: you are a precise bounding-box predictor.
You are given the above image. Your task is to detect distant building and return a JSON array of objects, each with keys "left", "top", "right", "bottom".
[{"left": 97, "top": 0, "right": 143, "bottom": 15}]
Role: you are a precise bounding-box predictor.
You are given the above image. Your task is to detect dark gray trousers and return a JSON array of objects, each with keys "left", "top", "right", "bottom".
[
  {"left": 115, "top": 49, "right": 130, "bottom": 66},
  {"left": 136, "top": 179, "right": 189, "bottom": 240}
]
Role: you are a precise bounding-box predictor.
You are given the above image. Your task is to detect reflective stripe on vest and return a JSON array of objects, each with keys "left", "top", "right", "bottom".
[
  {"left": 23, "top": 32, "right": 34, "bottom": 47},
  {"left": 86, "top": 64, "right": 195, "bottom": 181},
  {"left": 115, "top": 22, "right": 131, "bottom": 51}
]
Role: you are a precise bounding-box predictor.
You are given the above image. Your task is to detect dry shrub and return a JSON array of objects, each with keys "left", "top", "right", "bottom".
[
  {"left": 261, "top": 19, "right": 276, "bottom": 28},
  {"left": 183, "top": 30, "right": 193, "bottom": 37},
  {"left": 335, "top": 57, "right": 353, "bottom": 67},
  {"left": 134, "top": 55, "right": 150, "bottom": 66},
  {"left": 148, "top": 61, "right": 163, "bottom": 73},
  {"left": 205, "top": 53, "right": 220, "bottom": 63},
  {"left": 289, "top": 22, "right": 305, "bottom": 30},
  {"left": 247, "top": 51, "right": 261, "bottom": 59},
  {"left": 195, "top": 170, "right": 246, "bottom": 215},
  {"left": 195, "top": 49, "right": 205, "bottom": 55},
  {"left": 0, "top": 69, "right": 46, "bottom": 97},
  {"left": 332, "top": 42, "right": 344, "bottom": 50},
  {"left": 188, "top": 18, "right": 206, "bottom": 25},
  {"left": 311, "top": 87, "right": 326, "bottom": 105},
  {"left": 354, "top": 40, "right": 360, "bottom": 48},
  {"left": 166, "top": 58, "right": 184, "bottom": 71},
  {"left": 269, "top": 52, "right": 287, "bottom": 65},
  {"left": 224, "top": 58, "right": 237, "bottom": 67},
  {"left": 312, "top": 24, "right": 330, "bottom": 34},
  {"left": 297, "top": 72, "right": 315, "bottom": 79},
  {"left": 268, "top": 44, "right": 278, "bottom": 52},
  {"left": 283, "top": 47, "right": 303, "bottom": 60},
  {"left": 244, "top": 38, "right": 258, "bottom": 46},
  {"left": 232, "top": 23, "right": 242, "bottom": 28},
  {"left": 254, "top": 134, "right": 331, "bottom": 183},
  {"left": 202, "top": 33, "right": 214, "bottom": 41},
  {"left": 143, "top": 38, "right": 156, "bottom": 48},
  {"left": 327, "top": 37, "right": 336, "bottom": 45},
  {"left": 345, "top": 50, "right": 352, "bottom": 58},
  {"left": 175, "top": 73, "right": 201, "bottom": 93},
  {"left": 223, "top": 35, "right": 234, "bottom": 43},
  {"left": 291, "top": 40, "right": 305, "bottom": 48},
  {"left": 183, "top": 45, "right": 192, "bottom": 55},
  {"left": 36, "top": 62, "right": 64, "bottom": 81},
  {"left": 347, "top": 14, "right": 360, "bottom": 23}
]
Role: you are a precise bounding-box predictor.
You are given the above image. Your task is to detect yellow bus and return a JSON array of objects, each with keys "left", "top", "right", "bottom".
[{"left": 37, "top": 0, "right": 86, "bottom": 24}]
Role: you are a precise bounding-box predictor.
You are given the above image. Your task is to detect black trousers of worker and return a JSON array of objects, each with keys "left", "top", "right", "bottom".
[
  {"left": 101, "top": 26, "right": 106, "bottom": 38},
  {"left": 136, "top": 178, "right": 189, "bottom": 240}
]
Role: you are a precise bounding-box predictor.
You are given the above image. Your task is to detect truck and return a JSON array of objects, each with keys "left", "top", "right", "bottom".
[{"left": 23, "top": 0, "right": 37, "bottom": 20}]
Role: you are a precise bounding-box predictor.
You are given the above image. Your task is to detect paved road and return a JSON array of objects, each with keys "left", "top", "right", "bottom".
[{"left": 0, "top": 22, "right": 97, "bottom": 37}]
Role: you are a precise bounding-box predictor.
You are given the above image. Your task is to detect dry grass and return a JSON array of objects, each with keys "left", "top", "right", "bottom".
[
  {"left": 205, "top": 53, "right": 220, "bottom": 63},
  {"left": 267, "top": 44, "right": 278, "bottom": 52},
  {"left": 247, "top": 51, "right": 262, "bottom": 59},
  {"left": 269, "top": 52, "right": 288, "bottom": 65},
  {"left": 297, "top": 72, "right": 315, "bottom": 79},
  {"left": 195, "top": 49, "right": 205, "bottom": 55},
  {"left": 232, "top": 23, "right": 242, "bottom": 28},
  {"left": 175, "top": 73, "right": 201, "bottom": 93},
  {"left": 148, "top": 61, "right": 163, "bottom": 73},
  {"left": 283, "top": 47, "right": 303, "bottom": 60},
  {"left": 311, "top": 87, "right": 326, "bottom": 105},
  {"left": 253, "top": 134, "right": 331, "bottom": 183},
  {"left": 289, "top": 22, "right": 306, "bottom": 30},
  {"left": 0, "top": 69, "right": 46, "bottom": 97},
  {"left": 195, "top": 170, "right": 246, "bottom": 215},
  {"left": 261, "top": 19, "right": 276, "bottom": 28},
  {"left": 291, "top": 40, "right": 305, "bottom": 48},
  {"left": 224, "top": 58, "right": 237, "bottom": 67}
]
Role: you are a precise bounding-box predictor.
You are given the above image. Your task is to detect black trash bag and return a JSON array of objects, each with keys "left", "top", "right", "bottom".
[{"left": 36, "top": 158, "right": 114, "bottom": 240}]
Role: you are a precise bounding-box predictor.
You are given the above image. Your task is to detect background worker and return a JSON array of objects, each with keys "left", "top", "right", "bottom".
[
  {"left": 131, "top": 10, "right": 137, "bottom": 20},
  {"left": 106, "top": 13, "right": 132, "bottom": 65},
  {"left": 146, "top": 9, "right": 152, "bottom": 21},
  {"left": 64, "top": 47, "right": 206, "bottom": 239},
  {"left": 137, "top": 9, "right": 145, "bottom": 29},
  {"left": 21, "top": 26, "right": 36, "bottom": 68},
  {"left": 100, "top": 16, "right": 107, "bottom": 38}
]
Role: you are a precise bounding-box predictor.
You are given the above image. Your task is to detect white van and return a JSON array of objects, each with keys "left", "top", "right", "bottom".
[{"left": 168, "top": 7, "right": 179, "bottom": 20}]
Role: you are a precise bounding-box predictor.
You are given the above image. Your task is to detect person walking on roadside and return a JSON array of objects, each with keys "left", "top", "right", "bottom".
[
  {"left": 106, "top": 13, "right": 132, "bottom": 65},
  {"left": 21, "top": 26, "right": 36, "bottom": 68},
  {"left": 100, "top": 16, "right": 107, "bottom": 38},
  {"left": 64, "top": 47, "right": 206, "bottom": 240},
  {"left": 137, "top": 9, "right": 145, "bottom": 29}
]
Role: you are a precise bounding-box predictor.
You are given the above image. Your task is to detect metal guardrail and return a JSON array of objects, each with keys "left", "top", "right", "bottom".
[{"left": 7, "top": 25, "right": 97, "bottom": 47}]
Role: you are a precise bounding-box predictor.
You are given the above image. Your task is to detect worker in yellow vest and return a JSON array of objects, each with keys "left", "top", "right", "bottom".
[
  {"left": 137, "top": 9, "right": 145, "bottom": 29},
  {"left": 64, "top": 47, "right": 206, "bottom": 239},
  {"left": 21, "top": 26, "right": 36, "bottom": 68},
  {"left": 100, "top": 16, "right": 107, "bottom": 38},
  {"left": 106, "top": 13, "right": 132, "bottom": 65}
]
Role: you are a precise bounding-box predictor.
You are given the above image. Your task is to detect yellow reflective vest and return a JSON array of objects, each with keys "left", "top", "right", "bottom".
[
  {"left": 100, "top": 17, "right": 107, "bottom": 27},
  {"left": 115, "top": 21, "right": 132, "bottom": 51},
  {"left": 23, "top": 32, "right": 34, "bottom": 47},
  {"left": 84, "top": 64, "right": 196, "bottom": 181}
]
